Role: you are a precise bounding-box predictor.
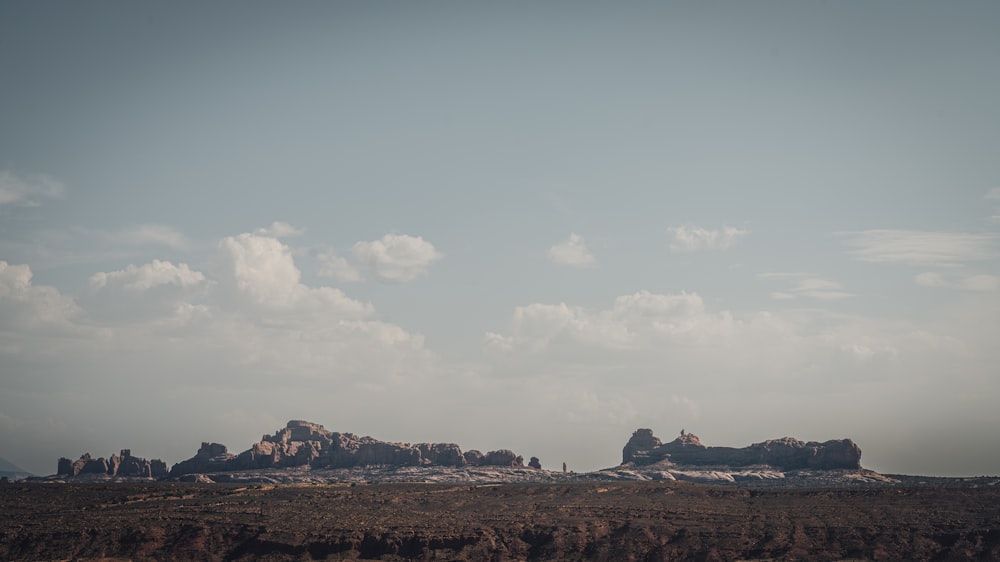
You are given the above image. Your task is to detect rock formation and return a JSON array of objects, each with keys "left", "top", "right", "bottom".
[
  {"left": 463, "top": 450, "right": 484, "bottom": 465},
  {"left": 57, "top": 450, "right": 167, "bottom": 479},
  {"left": 482, "top": 449, "right": 524, "bottom": 468},
  {"left": 622, "top": 429, "right": 862, "bottom": 470},
  {"left": 169, "top": 420, "right": 530, "bottom": 477},
  {"left": 169, "top": 443, "right": 236, "bottom": 476}
]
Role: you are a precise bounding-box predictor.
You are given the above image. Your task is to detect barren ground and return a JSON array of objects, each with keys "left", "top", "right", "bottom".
[{"left": 1, "top": 481, "right": 999, "bottom": 561}]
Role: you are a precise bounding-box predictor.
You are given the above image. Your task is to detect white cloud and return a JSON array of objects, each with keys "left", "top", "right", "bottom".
[
  {"left": 916, "top": 272, "right": 1000, "bottom": 292},
  {"left": 842, "top": 230, "right": 999, "bottom": 266},
  {"left": 548, "top": 233, "right": 597, "bottom": 267},
  {"left": 83, "top": 260, "right": 211, "bottom": 325},
  {"left": 1, "top": 227, "right": 434, "bottom": 381},
  {"left": 483, "top": 290, "right": 964, "bottom": 391},
  {"left": 759, "top": 272, "right": 853, "bottom": 301},
  {"left": 0, "top": 261, "right": 85, "bottom": 336},
  {"left": 89, "top": 260, "right": 206, "bottom": 291},
  {"left": 0, "top": 171, "right": 64, "bottom": 207},
  {"left": 668, "top": 225, "right": 749, "bottom": 252},
  {"left": 317, "top": 251, "right": 363, "bottom": 283},
  {"left": 352, "top": 234, "right": 443, "bottom": 283},
  {"left": 218, "top": 232, "right": 372, "bottom": 317},
  {"left": 489, "top": 290, "right": 736, "bottom": 354},
  {"left": 255, "top": 221, "right": 305, "bottom": 238}
]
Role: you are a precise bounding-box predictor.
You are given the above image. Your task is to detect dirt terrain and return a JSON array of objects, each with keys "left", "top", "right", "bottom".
[{"left": 2, "top": 481, "right": 999, "bottom": 561}]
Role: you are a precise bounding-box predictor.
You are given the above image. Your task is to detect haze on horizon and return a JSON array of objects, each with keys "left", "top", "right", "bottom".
[{"left": 1, "top": 1, "right": 999, "bottom": 478}]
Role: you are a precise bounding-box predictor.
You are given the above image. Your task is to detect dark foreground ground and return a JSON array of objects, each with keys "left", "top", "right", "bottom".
[{"left": 1, "top": 481, "right": 999, "bottom": 561}]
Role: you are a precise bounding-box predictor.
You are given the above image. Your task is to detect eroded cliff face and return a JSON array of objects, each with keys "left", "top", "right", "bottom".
[
  {"left": 622, "top": 429, "right": 862, "bottom": 470},
  {"left": 169, "top": 420, "right": 529, "bottom": 477}
]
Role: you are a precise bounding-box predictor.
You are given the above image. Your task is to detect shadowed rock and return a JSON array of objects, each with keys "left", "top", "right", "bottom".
[
  {"left": 57, "top": 449, "right": 166, "bottom": 479},
  {"left": 622, "top": 429, "right": 862, "bottom": 470}
]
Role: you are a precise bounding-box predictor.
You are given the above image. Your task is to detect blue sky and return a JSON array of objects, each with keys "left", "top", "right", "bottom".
[{"left": 2, "top": 1, "right": 999, "bottom": 476}]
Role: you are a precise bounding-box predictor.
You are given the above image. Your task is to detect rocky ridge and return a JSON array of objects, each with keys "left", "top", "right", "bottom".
[
  {"left": 167, "top": 420, "right": 530, "bottom": 478},
  {"left": 46, "top": 422, "right": 920, "bottom": 487}
]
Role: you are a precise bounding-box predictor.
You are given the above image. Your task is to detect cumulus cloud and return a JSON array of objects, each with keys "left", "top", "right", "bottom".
[
  {"left": 218, "top": 232, "right": 372, "bottom": 317},
  {"left": 352, "top": 234, "right": 443, "bottom": 283},
  {"left": 89, "top": 260, "right": 206, "bottom": 291},
  {"left": 0, "top": 171, "right": 65, "bottom": 207},
  {"left": 482, "top": 289, "right": 963, "bottom": 393},
  {"left": 548, "top": 233, "right": 597, "bottom": 267},
  {"left": 83, "top": 260, "right": 210, "bottom": 324},
  {"left": 842, "top": 230, "right": 998, "bottom": 266},
  {"left": 759, "top": 272, "right": 853, "bottom": 301},
  {"left": 2, "top": 226, "right": 433, "bottom": 379},
  {"left": 0, "top": 261, "right": 83, "bottom": 336},
  {"left": 486, "top": 290, "right": 735, "bottom": 354},
  {"left": 668, "top": 225, "right": 749, "bottom": 252},
  {"left": 317, "top": 251, "right": 363, "bottom": 283}
]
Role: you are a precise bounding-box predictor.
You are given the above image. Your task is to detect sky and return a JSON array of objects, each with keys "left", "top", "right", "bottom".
[{"left": 1, "top": 1, "right": 999, "bottom": 477}]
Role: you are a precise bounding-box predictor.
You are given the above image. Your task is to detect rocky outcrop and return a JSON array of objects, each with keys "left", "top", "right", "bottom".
[
  {"left": 621, "top": 428, "right": 663, "bottom": 464},
  {"left": 622, "top": 429, "right": 862, "bottom": 470},
  {"left": 528, "top": 456, "right": 542, "bottom": 469},
  {"left": 117, "top": 449, "right": 168, "bottom": 478},
  {"left": 169, "top": 443, "right": 236, "bottom": 476},
  {"left": 56, "top": 450, "right": 167, "bottom": 479},
  {"left": 463, "top": 450, "right": 484, "bottom": 465},
  {"left": 415, "top": 443, "right": 466, "bottom": 467},
  {"left": 56, "top": 453, "right": 106, "bottom": 477},
  {"left": 169, "top": 420, "right": 530, "bottom": 477},
  {"left": 482, "top": 449, "right": 524, "bottom": 467}
]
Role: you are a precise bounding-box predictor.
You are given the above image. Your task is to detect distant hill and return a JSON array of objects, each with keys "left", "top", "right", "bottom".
[{"left": 0, "top": 456, "right": 33, "bottom": 480}]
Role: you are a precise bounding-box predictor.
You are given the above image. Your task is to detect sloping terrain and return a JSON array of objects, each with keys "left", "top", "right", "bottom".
[
  {"left": 2, "top": 481, "right": 999, "bottom": 561},
  {"left": 0, "top": 457, "right": 32, "bottom": 480}
]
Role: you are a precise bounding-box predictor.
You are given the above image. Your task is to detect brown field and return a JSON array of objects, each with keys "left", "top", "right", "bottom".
[{"left": 1, "top": 481, "right": 999, "bottom": 561}]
